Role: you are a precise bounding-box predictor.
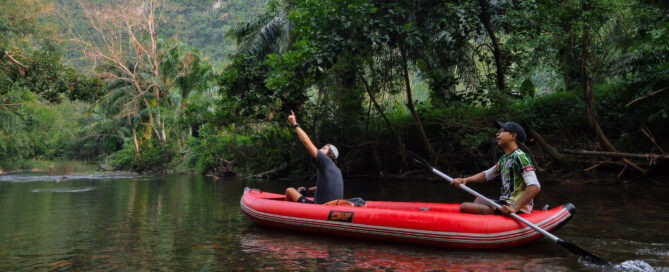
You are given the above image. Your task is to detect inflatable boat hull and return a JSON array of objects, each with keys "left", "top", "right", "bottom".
[{"left": 240, "top": 188, "right": 574, "bottom": 248}]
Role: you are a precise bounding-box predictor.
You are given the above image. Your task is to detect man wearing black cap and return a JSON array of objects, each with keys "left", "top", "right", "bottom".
[
  {"left": 453, "top": 121, "right": 541, "bottom": 215},
  {"left": 284, "top": 110, "right": 343, "bottom": 204}
]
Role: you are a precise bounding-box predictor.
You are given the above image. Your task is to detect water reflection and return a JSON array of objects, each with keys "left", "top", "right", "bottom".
[
  {"left": 0, "top": 175, "right": 667, "bottom": 271},
  {"left": 240, "top": 228, "right": 567, "bottom": 271},
  {"left": 0, "top": 175, "right": 238, "bottom": 271}
]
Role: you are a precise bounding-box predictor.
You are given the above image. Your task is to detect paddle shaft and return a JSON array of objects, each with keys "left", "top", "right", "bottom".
[{"left": 430, "top": 167, "right": 561, "bottom": 243}]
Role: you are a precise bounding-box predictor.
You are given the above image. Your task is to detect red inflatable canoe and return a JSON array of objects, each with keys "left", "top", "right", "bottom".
[{"left": 240, "top": 188, "right": 575, "bottom": 248}]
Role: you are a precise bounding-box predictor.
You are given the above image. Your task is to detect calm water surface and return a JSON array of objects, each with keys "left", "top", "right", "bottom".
[{"left": 0, "top": 174, "right": 667, "bottom": 271}]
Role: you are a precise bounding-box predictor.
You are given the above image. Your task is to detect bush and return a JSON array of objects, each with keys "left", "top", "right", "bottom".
[
  {"left": 188, "top": 125, "right": 294, "bottom": 176},
  {"left": 0, "top": 87, "right": 88, "bottom": 169},
  {"left": 109, "top": 139, "right": 176, "bottom": 173}
]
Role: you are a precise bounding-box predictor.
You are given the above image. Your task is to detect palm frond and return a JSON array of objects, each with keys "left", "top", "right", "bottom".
[{"left": 226, "top": 0, "right": 293, "bottom": 56}]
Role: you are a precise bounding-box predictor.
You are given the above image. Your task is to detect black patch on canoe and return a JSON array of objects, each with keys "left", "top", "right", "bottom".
[
  {"left": 552, "top": 203, "right": 575, "bottom": 232},
  {"left": 328, "top": 210, "right": 354, "bottom": 222}
]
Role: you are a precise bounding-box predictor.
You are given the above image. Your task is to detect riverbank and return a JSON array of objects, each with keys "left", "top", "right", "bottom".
[
  {"left": 1, "top": 160, "right": 99, "bottom": 176},
  {"left": 4, "top": 157, "right": 665, "bottom": 186}
]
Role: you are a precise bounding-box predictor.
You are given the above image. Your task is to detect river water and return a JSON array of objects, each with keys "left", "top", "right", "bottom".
[{"left": 0, "top": 174, "right": 666, "bottom": 271}]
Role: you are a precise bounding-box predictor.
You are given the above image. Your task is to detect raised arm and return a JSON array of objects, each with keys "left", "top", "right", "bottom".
[{"left": 288, "top": 110, "right": 318, "bottom": 158}]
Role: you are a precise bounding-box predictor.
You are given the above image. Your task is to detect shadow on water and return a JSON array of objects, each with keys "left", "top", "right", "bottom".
[{"left": 0, "top": 174, "right": 667, "bottom": 271}]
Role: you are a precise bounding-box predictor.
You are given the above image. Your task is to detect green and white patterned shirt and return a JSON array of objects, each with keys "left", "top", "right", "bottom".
[{"left": 484, "top": 149, "right": 540, "bottom": 212}]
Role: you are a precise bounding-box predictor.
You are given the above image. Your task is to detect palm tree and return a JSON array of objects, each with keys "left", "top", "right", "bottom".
[
  {"left": 98, "top": 77, "right": 144, "bottom": 160},
  {"left": 169, "top": 47, "right": 214, "bottom": 112},
  {"left": 159, "top": 39, "right": 215, "bottom": 141},
  {"left": 226, "top": 0, "right": 293, "bottom": 56}
]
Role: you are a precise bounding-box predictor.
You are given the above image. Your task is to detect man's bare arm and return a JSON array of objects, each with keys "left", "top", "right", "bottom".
[
  {"left": 452, "top": 171, "right": 487, "bottom": 188},
  {"left": 288, "top": 110, "right": 318, "bottom": 158},
  {"left": 501, "top": 185, "right": 540, "bottom": 214}
]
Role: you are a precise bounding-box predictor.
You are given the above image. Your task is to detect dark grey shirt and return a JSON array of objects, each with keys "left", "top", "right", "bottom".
[{"left": 313, "top": 151, "right": 343, "bottom": 204}]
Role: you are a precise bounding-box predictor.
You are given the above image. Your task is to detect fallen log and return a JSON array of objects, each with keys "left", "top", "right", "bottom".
[{"left": 562, "top": 149, "right": 669, "bottom": 160}]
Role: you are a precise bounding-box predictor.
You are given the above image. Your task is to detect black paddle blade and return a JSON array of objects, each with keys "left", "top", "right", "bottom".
[
  {"left": 406, "top": 151, "right": 432, "bottom": 170},
  {"left": 557, "top": 239, "right": 612, "bottom": 267}
]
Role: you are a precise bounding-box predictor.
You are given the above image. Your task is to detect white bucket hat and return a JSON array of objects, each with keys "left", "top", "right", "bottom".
[{"left": 328, "top": 144, "right": 339, "bottom": 159}]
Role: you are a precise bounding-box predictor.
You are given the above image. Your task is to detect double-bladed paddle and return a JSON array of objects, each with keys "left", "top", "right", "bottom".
[{"left": 407, "top": 151, "right": 611, "bottom": 267}]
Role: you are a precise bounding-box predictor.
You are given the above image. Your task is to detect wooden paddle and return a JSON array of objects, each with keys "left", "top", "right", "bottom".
[{"left": 407, "top": 151, "right": 612, "bottom": 267}]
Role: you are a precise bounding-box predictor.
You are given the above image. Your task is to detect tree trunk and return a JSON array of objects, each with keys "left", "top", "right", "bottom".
[
  {"left": 155, "top": 88, "right": 167, "bottom": 144},
  {"left": 558, "top": 49, "right": 570, "bottom": 87},
  {"left": 583, "top": 79, "right": 615, "bottom": 151},
  {"left": 523, "top": 122, "right": 567, "bottom": 162},
  {"left": 364, "top": 97, "right": 372, "bottom": 137},
  {"left": 400, "top": 47, "right": 436, "bottom": 160},
  {"left": 128, "top": 115, "right": 140, "bottom": 161},
  {"left": 138, "top": 82, "right": 160, "bottom": 141},
  {"left": 479, "top": 0, "right": 504, "bottom": 92},
  {"left": 359, "top": 74, "right": 403, "bottom": 152},
  {"left": 580, "top": 27, "right": 647, "bottom": 174},
  {"left": 160, "top": 119, "right": 167, "bottom": 144}
]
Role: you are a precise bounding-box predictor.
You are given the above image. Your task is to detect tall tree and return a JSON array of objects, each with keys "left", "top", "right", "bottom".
[
  {"left": 478, "top": 0, "right": 505, "bottom": 93},
  {"left": 63, "top": 0, "right": 195, "bottom": 145},
  {"left": 577, "top": 1, "right": 647, "bottom": 173}
]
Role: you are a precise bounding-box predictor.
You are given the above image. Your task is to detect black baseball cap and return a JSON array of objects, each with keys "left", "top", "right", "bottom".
[{"left": 495, "top": 121, "right": 526, "bottom": 143}]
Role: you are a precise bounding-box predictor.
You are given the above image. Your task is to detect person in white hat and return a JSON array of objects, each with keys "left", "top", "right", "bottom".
[{"left": 285, "top": 110, "right": 343, "bottom": 204}]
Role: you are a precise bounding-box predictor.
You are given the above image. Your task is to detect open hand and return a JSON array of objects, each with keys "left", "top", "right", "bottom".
[{"left": 288, "top": 110, "right": 297, "bottom": 126}]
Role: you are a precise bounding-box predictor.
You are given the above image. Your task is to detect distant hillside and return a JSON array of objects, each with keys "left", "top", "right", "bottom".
[
  {"left": 160, "top": 0, "right": 266, "bottom": 62},
  {"left": 58, "top": 0, "right": 266, "bottom": 68}
]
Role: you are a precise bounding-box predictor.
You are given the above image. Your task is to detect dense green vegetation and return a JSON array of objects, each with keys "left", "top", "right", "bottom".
[{"left": 1, "top": 0, "right": 667, "bottom": 182}]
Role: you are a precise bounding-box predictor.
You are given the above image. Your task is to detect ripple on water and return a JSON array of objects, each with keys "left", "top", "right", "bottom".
[
  {"left": 604, "top": 239, "right": 669, "bottom": 268},
  {"left": 624, "top": 241, "right": 669, "bottom": 258},
  {"left": 616, "top": 260, "right": 657, "bottom": 272},
  {"left": 637, "top": 248, "right": 669, "bottom": 257},
  {"left": 32, "top": 187, "right": 95, "bottom": 193}
]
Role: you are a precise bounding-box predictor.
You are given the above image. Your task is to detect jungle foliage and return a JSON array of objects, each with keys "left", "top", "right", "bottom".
[
  {"left": 203, "top": 0, "right": 669, "bottom": 179},
  {"left": 0, "top": 0, "right": 103, "bottom": 169},
  {"left": 1, "top": 0, "right": 668, "bottom": 181}
]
